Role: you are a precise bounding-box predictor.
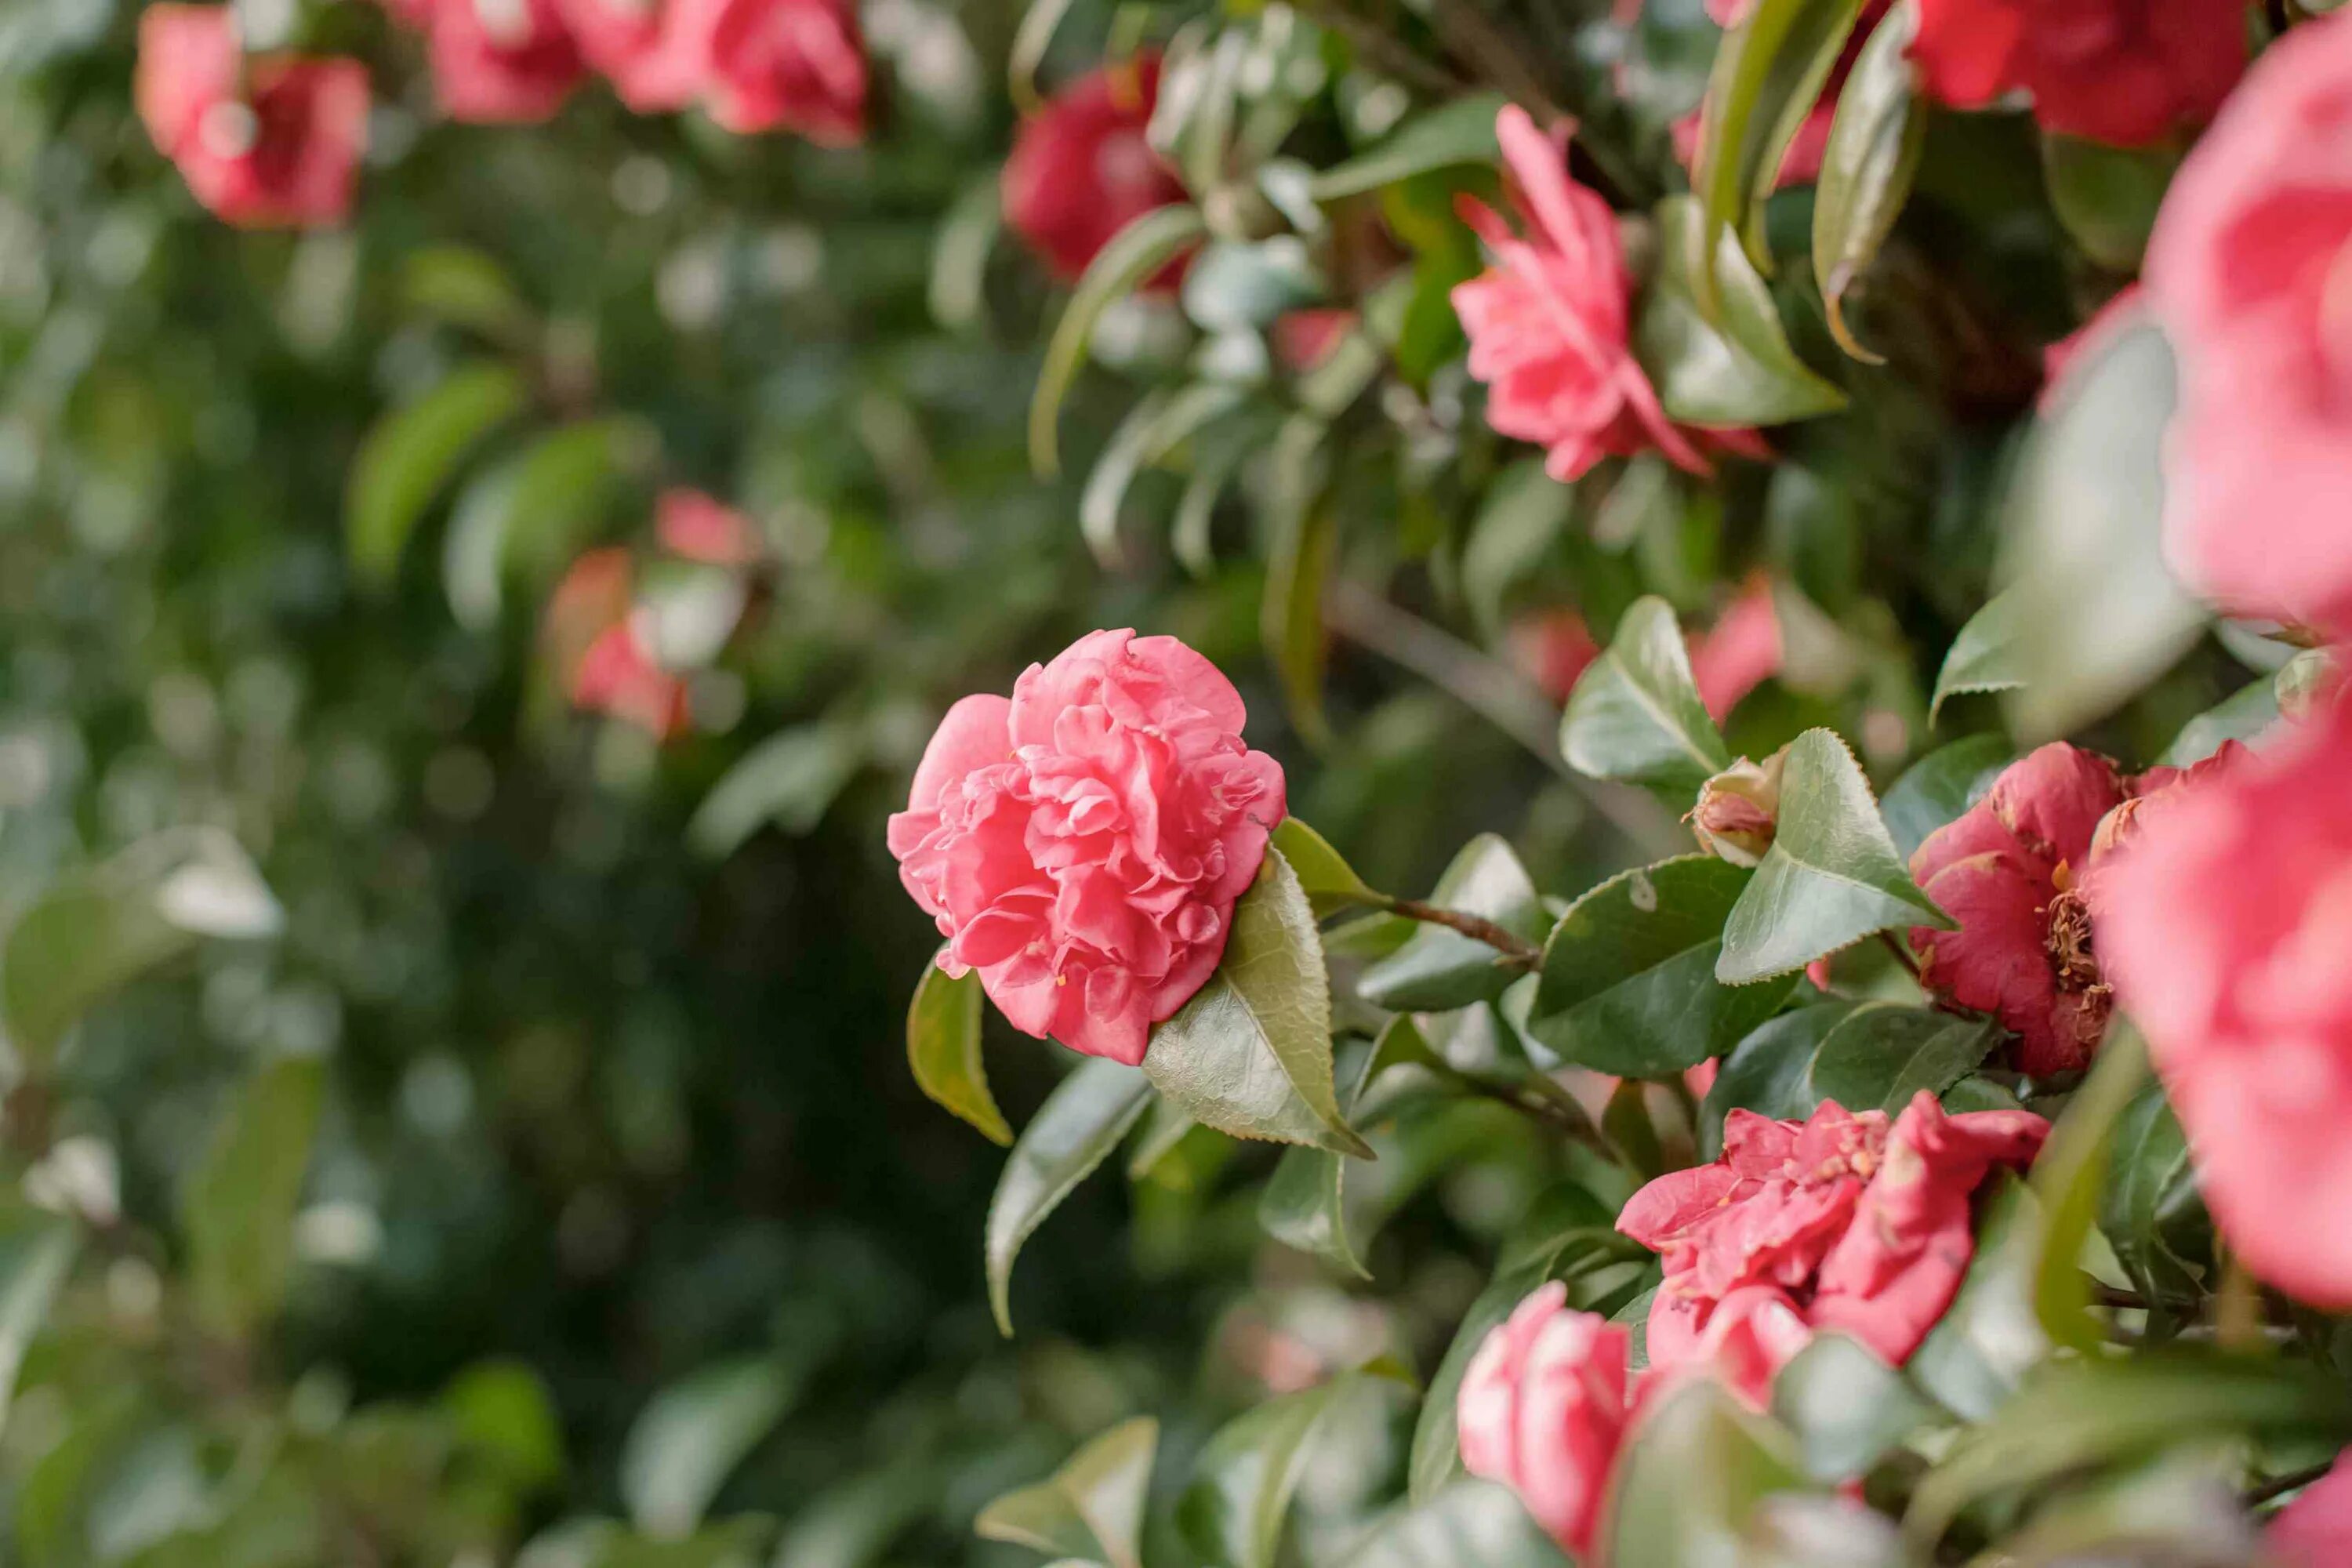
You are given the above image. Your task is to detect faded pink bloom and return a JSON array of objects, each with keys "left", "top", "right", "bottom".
[
  {"left": 1911, "top": 0, "right": 2244, "bottom": 147},
  {"left": 2144, "top": 14, "right": 2352, "bottom": 641},
  {"left": 2096, "top": 698, "right": 2352, "bottom": 1308},
  {"left": 402, "top": 0, "right": 588, "bottom": 124},
  {"left": 1002, "top": 58, "right": 1186, "bottom": 284},
  {"left": 1619, "top": 1095, "right": 2045, "bottom": 1386},
  {"left": 1457, "top": 1281, "right": 1633, "bottom": 1559},
  {"left": 1687, "top": 579, "right": 1783, "bottom": 721},
  {"left": 887, "top": 630, "right": 1287, "bottom": 1065},
  {"left": 543, "top": 550, "right": 691, "bottom": 739},
  {"left": 1453, "top": 107, "right": 1711, "bottom": 483},
  {"left": 1272, "top": 309, "right": 1358, "bottom": 373},
  {"left": 1508, "top": 610, "right": 1601, "bottom": 704},
  {"left": 656, "top": 488, "right": 764, "bottom": 565},
  {"left": 557, "top": 0, "right": 705, "bottom": 111},
  {"left": 2270, "top": 1452, "right": 2352, "bottom": 1567},
  {"left": 688, "top": 0, "right": 866, "bottom": 142},
  {"left": 136, "top": 6, "right": 369, "bottom": 229}
]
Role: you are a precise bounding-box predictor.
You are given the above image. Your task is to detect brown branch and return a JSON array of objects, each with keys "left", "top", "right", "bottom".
[{"left": 1385, "top": 896, "right": 1542, "bottom": 967}]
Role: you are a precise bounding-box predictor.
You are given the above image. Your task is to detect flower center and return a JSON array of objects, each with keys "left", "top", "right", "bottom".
[{"left": 2043, "top": 868, "right": 2100, "bottom": 992}]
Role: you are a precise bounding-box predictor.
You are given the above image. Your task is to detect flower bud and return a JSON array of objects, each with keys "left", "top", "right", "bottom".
[{"left": 1690, "top": 747, "right": 1787, "bottom": 868}]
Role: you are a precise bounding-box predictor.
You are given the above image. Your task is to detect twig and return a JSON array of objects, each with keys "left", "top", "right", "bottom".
[
  {"left": 1878, "top": 929, "right": 1923, "bottom": 982},
  {"left": 1385, "top": 895, "right": 1542, "bottom": 967}
]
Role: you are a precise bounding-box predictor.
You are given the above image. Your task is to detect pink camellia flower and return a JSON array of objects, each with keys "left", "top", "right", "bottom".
[
  {"left": 1911, "top": 0, "right": 2244, "bottom": 147},
  {"left": 557, "top": 0, "right": 704, "bottom": 111},
  {"left": 687, "top": 0, "right": 866, "bottom": 143},
  {"left": 543, "top": 548, "right": 692, "bottom": 739},
  {"left": 2096, "top": 698, "right": 2352, "bottom": 1308},
  {"left": 2144, "top": 13, "right": 2352, "bottom": 641},
  {"left": 655, "top": 488, "right": 764, "bottom": 565},
  {"left": 887, "top": 630, "right": 1287, "bottom": 1065},
  {"left": 1457, "top": 1281, "right": 1634, "bottom": 1559},
  {"left": 401, "top": 0, "right": 587, "bottom": 124},
  {"left": 2270, "top": 1452, "right": 2352, "bottom": 1567},
  {"left": 1002, "top": 58, "right": 1186, "bottom": 284},
  {"left": 1687, "top": 577, "right": 1783, "bottom": 721},
  {"left": 1508, "top": 610, "right": 1601, "bottom": 704},
  {"left": 1454, "top": 107, "right": 1713, "bottom": 484},
  {"left": 1618, "top": 1095, "right": 2046, "bottom": 1391},
  {"left": 136, "top": 6, "right": 370, "bottom": 229}
]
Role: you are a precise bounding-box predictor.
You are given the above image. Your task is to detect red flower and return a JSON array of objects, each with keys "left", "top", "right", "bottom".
[
  {"left": 557, "top": 0, "right": 705, "bottom": 111},
  {"left": 136, "top": 6, "right": 370, "bottom": 230},
  {"left": 1911, "top": 0, "right": 2245, "bottom": 147},
  {"left": 655, "top": 488, "right": 764, "bottom": 565},
  {"left": 1618, "top": 1096, "right": 2045, "bottom": 1393},
  {"left": 1002, "top": 58, "right": 1187, "bottom": 284},
  {"left": 684, "top": 0, "right": 866, "bottom": 143},
  {"left": 1271, "top": 309, "right": 1357, "bottom": 374},
  {"left": 396, "top": 0, "right": 588, "bottom": 125}
]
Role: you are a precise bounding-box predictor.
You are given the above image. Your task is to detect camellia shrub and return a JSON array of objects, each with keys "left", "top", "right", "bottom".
[{"left": 6, "top": 0, "right": 2352, "bottom": 1563}]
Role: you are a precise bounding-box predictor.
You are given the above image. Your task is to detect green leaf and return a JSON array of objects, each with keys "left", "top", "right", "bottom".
[
  {"left": 182, "top": 1054, "right": 325, "bottom": 1335},
  {"left": 1340, "top": 1479, "right": 1573, "bottom": 1568},
  {"left": 1261, "top": 416, "right": 1335, "bottom": 744},
  {"left": 1269, "top": 818, "right": 1381, "bottom": 916},
  {"left": 1029, "top": 204, "right": 1210, "bottom": 476},
  {"left": 2101, "top": 1078, "right": 2211, "bottom": 1308},
  {"left": 1809, "top": 0, "right": 1924, "bottom": 363},
  {"left": 1806, "top": 1005, "right": 2001, "bottom": 1115},
  {"left": 2028, "top": 1026, "right": 2148, "bottom": 1354},
  {"left": 1905, "top": 1174, "right": 2044, "bottom": 1421},
  {"left": 2158, "top": 677, "right": 2278, "bottom": 767},
  {"left": 1606, "top": 1379, "right": 1809, "bottom": 1566},
  {"left": 0, "top": 1203, "right": 75, "bottom": 1436},
  {"left": 1530, "top": 856, "right": 1797, "bottom": 1077},
  {"left": 1308, "top": 95, "right": 1508, "bottom": 201},
  {"left": 441, "top": 1359, "right": 566, "bottom": 1490},
  {"left": 1998, "top": 318, "right": 2207, "bottom": 741},
  {"left": 1126, "top": 1095, "right": 1198, "bottom": 1181},
  {"left": 928, "top": 174, "right": 1004, "bottom": 332},
  {"left": 1718, "top": 728, "right": 1950, "bottom": 985},
  {"left": 443, "top": 419, "right": 638, "bottom": 631},
  {"left": 1702, "top": 1000, "right": 1855, "bottom": 1154},
  {"left": 905, "top": 956, "right": 1012, "bottom": 1148},
  {"left": 1079, "top": 381, "right": 1249, "bottom": 570},
  {"left": 1878, "top": 732, "right": 2012, "bottom": 861},
  {"left": 976, "top": 1417, "right": 1158, "bottom": 1568},
  {"left": 401, "top": 245, "right": 532, "bottom": 340},
  {"left": 3, "top": 829, "right": 280, "bottom": 1070},
  {"left": 1690, "top": 0, "right": 1871, "bottom": 269},
  {"left": 1145, "top": 846, "right": 1369, "bottom": 1157},
  {"left": 1639, "top": 198, "right": 1849, "bottom": 427},
  {"left": 684, "top": 720, "right": 865, "bottom": 856},
  {"left": 1358, "top": 834, "right": 1544, "bottom": 1013},
  {"left": 347, "top": 363, "right": 529, "bottom": 586},
  {"left": 1929, "top": 585, "right": 2027, "bottom": 722},
  {"left": 1462, "top": 458, "right": 1574, "bottom": 637},
  {"left": 1560, "top": 596, "right": 1731, "bottom": 799},
  {"left": 985, "top": 1058, "right": 1155, "bottom": 1335},
  {"left": 1771, "top": 1334, "right": 1935, "bottom": 1483},
  {"left": 1181, "top": 239, "right": 1323, "bottom": 335},
  {"left": 1258, "top": 1039, "right": 1385, "bottom": 1279},
  {"left": 1178, "top": 1380, "right": 1354, "bottom": 1568},
  {"left": 619, "top": 1357, "right": 800, "bottom": 1539},
  {"left": 2040, "top": 133, "right": 2178, "bottom": 273}
]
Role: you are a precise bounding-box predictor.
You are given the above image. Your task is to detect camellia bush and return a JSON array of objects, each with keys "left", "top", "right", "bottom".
[{"left": 7, "top": 0, "right": 2352, "bottom": 1563}]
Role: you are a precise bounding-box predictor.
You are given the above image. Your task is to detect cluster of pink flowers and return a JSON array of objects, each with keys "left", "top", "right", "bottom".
[
  {"left": 1460, "top": 1094, "right": 2046, "bottom": 1559},
  {"left": 136, "top": 0, "right": 867, "bottom": 228}
]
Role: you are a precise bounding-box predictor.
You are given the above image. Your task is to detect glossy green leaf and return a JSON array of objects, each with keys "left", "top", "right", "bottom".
[
  {"left": 1998, "top": 318, "right": 2207, "bottom": 740},
  {"left": 182, "top": 1054, "right": 325, "bottom": 1335},
  {"left": 1178, "top": 1380, "right": 1353, "bottom": 1568},
  {"left": 1810, "top": 0, "right": 1924, "bottom": 362},
  {"left": 443, "top": 419, "right": 637, "bottom": 631},
  {"left": 2101, "top": 1077, "right": 2211, "bottom": 1308},
  {"left": 1359, "top": 834, "right": 1544, "bottom": 1013},
  {"left": 1341, "top": 1479, "right": 1573, "bottom": 1568},
  {"left": 1269, "top": 818, "right": 1381, "bottom": 916},
  {"left": 1878, "top": 732, "right": 2012, "bottom": 861},
  {"left": 619, "top": 1357, "right": 800, "bottom": 1539},
  {"left": 1806, "top": 1005, "right": 2001, "bottom": 1115},
  {"left": 347, "top": 362, "right": 529, "bottom": 586},
  {"left": 986, "top": 1058, "right": 1155, "bottom": 1334},
  {"left": 976, "top": 1417, "right": 1157, "bottom": 1568},
  {"left": 2029, "top": 1026, "right": 2148, "bottom": 1353},
  {"left": 1258, "top": 1037, "right": 1388, "bottom": 1279},
  {"left": 1702, "top": 1001, "right": 1855, "bottom": 1154},
  {"left": 1718, "top": 728, "right": 1950, "bottom": 985},
  {"left": 1639, "top": 198, "right": 1849, "bottom": 427},
  {"left": 1929, "top": 585, "right": 2027, "bottom": 722},
  {"left": 2158, "top": 677, "right": 2278, "bottom": 767},
  {"left": 1308, "top": 95, "right": 1508, "bottom": 201},
  {"left": 1770, "top": 1333, "right": 1934, "bottom": 1483},
  {"left": 685, "top": 720, "right": 865, "bottom": 856},
  {"left": 1261, "top": 416, "right": 1335, "bottom": 744},
  {"left": 0, "top": 1203, "right": 76, "bottom": 1436},
  {"left": 1530, "top": 856, "right": 1796, "bottom": 1077},
  {"left": 1560, "top": 596, "right": 1731, "bottom": 799},
  {"left": 2041, "top": 133, "right": 2178, "bottom": 273},
  {"left": 1691, "top": 0, "right": 1871, "bottom": 267},
  {"left": 905, "top": 956, "right": 1011, "bottom": 1147},
  {"left": 1606, "top": 1378, "right": 1809, "bottom": 1566},
  {"left": 1146, "top": 846, "right": 1368, "bottom": 1157},
  {"left": 1030, "top": 205, "right": 1209, "bottom": 476}
]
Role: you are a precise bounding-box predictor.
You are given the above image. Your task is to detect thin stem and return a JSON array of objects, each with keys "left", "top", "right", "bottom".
[
  {"left": 2247, "top": 1460, "right": 2338, "bottom": 1508},
  {"left": 1383, "top": 895, "right": 1542, "bottom": 967},
  {"left": 1878, "top": 929, "right": 1923, "bottom": 982},
  {"left": 2216, "top": 1251, "right": 2265, "bottom": 1353}
]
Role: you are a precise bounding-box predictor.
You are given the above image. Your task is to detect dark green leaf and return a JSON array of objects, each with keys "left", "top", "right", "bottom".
[
  {"left": 1145, "top": 845, "right": 1368, "bottom": 1156},
  {"left": 1030, "top": 204, "right": 1210, "bottom": 475},
  {"left": 1530, "top": 855, "right": 1797, "bottom": 1077},
  {"left": 1810, "top": 0, "right": 1926, "bottom": 362},
  {"left": 1771, "top": 1333, "right": 1935, "bottom": 1483},
  {"left": 347, "top": 363, "right": 529, "bottom": 586},
  {"left": 183, "top": 1054, "right": 325, "bottom": 1336},
  {"left": 1258, "top": 1040, "right": 1385, "bottom": 1279},
  {"left": 976, "top": 1417, "right": 1157, "bottom": 1568},
  {"left": 1079, "top": 381, "right": 1249, "bottom": 570},
  {"left": 1692, "top": 0, "right": 1871, "bottom": 269},
  {"left": 1806, "top": 1005, "right": 2001, "bottom": 1115},
  {"left": 1879, "top": 733, "right": 2012, "bottom": 861},
  {"left": 1560, "top": 596, "right": 1731, "bottom": 799},
  {"left": 442, "top": 418, "right": 640, "bottom": 631},
  {"left": 1308, "top": 96, "right": 1509, "bottom": 201},
  {"left": 2101, "top": 1078, "right": 2210, "bottom": 1308},
  {"left": 1718, "top": 728, "right": 1950, "bottom": 985},
  {"left": 685, "top": 720, "right": 866, "bottom": 855},
  {"left": 0, "top": 1202, "right": 75, "bottom": 1433},
  {"left": 2028, "top": 1027, "right": 2148, "bottom": 1353},
  {"left": 1178, "top": 1379, "right": 1354, "bottom": 1568},
  {"left": 1462, "top": 458, "right": 1573, "bottom": 637},
  {"left": 1703, "top": 1001, "right": 1857, "bottom": 1156},
  {"left": 986, "top": 1058, "right": 1156, "bottom": 1334},
  {"left": 1359, "top": 835, "right": 1544, "bottom": 1013},
  {"left": 2040, "top": 133, "right": 2178, "bottom": 273},
  {"left": 1639, "top": 198, "right": 1849, "bottom": 427},
  {"left": 619, "top": 1358, "right": 800, "bottom": 1539},
  {"left": 1929, "top": 586, "right": 2027, "bottom": 722},
  {"left": 905, "top": 956, "right": 1012, "bottom": 1148},
  {"left": 1606, "top": 1379, "right": 1809, "bottom": 1566}
]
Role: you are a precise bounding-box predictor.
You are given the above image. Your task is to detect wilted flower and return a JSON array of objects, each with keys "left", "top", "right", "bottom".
[
  {"left": 1457, "top": 1281, "right": 1634, "bottom": 1559},
  {"left": 887, "top": 630, "right": 1287, "bottom": 1065},
  {"left": 136, "top": 5, "right": 370, "bottom": 229},
  {"left": 1001, "top": 58, "right": 1186, "bottom": 284},
  {"left": 1911, "top": 0, "right": 2245, "bottom": 146}
]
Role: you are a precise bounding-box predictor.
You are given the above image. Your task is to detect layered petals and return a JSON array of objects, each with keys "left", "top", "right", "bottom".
[
  {"left": 1457, "top": 1282, "right": 1634, "bottom": 1559},
  {"left": 1911, "top": 0, "right": 2245, "bottom": 147}
]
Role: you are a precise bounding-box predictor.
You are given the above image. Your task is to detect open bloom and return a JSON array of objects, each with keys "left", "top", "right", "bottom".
[
  {"left": 655, "top": 488, "right": 764, "bottom": 566},
  {"left": 136, "top": 6, "right": 370, "bottom": 229},
  {"left": 688, "top": 0, "right": 866, "bottom": 142},
  {"left": 1002, "top": 58, "right": 1185, "bottom": 283},
  {"left": 1454, "top": 107, "right": 1711, "bottom": 483},
  {"left": 2096, "top": 699, "right": 2352, "bottom": 1308},
  {"left": 557, "top": 0, "right": 705, "bottom": 111},
  {"left": 395, "top": 0, "right": 587, "bottom": 124},
  {"left": 1911, "top": 0, "right": 2244, "bottom": 147},
  {"left": 2143, "top": 13, "right": 2352, "bottom": 641},
  {"left": 544, "top": 549, "right": 691, "bottom": 740},
  {"left": 2271, "top": 1452, "right": 2352, "bottom": 1567},
  {"left": 1457, "top": 1282, "right": 1633, "bottom": 1559},
  {"left": 887, "top": 630, "right": 1287, "bottom": 1065},
  {"left": 1619, "top": 1095, "right": 2046, "bottom": 1396}
]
